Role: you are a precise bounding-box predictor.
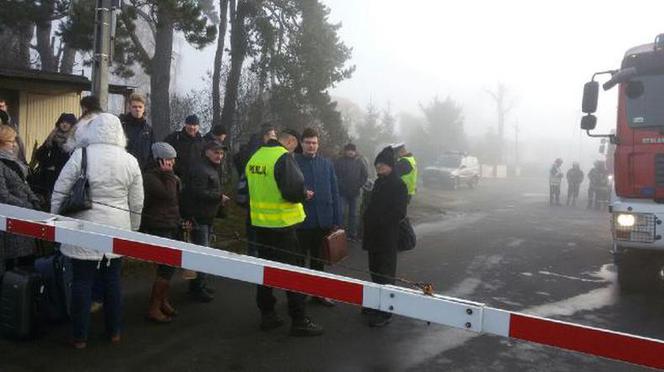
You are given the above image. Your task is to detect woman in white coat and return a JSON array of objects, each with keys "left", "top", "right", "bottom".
[{"left": 51, "top": 113, "right": 144, "bottom": 349}]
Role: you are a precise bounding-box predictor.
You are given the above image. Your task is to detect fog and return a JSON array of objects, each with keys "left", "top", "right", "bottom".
[{"left": 173, "top": 0, "right": 664, "bottom": 172}]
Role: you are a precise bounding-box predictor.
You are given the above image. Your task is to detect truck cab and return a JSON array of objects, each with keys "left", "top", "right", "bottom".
[{"left": 582, "top": 34, "right": 664, "bottom": 291}]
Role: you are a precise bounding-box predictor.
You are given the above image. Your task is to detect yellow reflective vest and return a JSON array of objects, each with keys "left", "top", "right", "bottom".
[
  {"left": 246, "top": 146, "right": 306, "bottom": 228},
  {"left": 400, "top": 155, "right": 418, "bottom": 196}
]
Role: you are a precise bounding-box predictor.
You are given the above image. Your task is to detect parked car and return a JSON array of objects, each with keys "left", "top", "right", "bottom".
[{"left": 422, "top": 152, "right": 480, "bottom": 189}]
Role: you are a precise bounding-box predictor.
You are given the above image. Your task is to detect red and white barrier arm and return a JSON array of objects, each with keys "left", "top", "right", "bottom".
[{"left": 1, "top": 203, "right": 663, "bottom": 369}]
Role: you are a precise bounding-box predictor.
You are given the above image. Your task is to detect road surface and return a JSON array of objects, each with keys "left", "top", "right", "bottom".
[{"left": 2, "top": 177, "right": 661, "bottom": 371}]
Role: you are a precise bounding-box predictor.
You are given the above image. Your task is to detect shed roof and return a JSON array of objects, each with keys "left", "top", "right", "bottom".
[{"left": 0, "top": 68, "right": 134, "bottom": 95}]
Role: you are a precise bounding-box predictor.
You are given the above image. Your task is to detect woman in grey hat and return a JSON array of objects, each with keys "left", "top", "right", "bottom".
[{"left": 141, "top": 142, "right": 182, "bottom": 323}]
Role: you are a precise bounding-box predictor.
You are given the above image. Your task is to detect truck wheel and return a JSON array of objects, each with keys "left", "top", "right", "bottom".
[{"left": 616, "top": 250, "right": 664, "bottom": 293}]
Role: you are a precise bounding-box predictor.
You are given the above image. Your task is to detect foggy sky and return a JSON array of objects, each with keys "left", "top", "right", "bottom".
[{"left": 175, "top": 0, "right": 664, "bottom": 152}]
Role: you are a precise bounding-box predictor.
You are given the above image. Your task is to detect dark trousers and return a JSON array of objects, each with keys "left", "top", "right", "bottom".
[
  {"left": 189, "top": 224, "right": 212, "bottom": 291},
  {"left": 549, "top": 184, "right": 561, "bottom": 205},
  {"left": 297, "top": 228, "right": 329, "bottom": 272},
  {"left": 340, "top": 195, "right": 358, "bottom": 238},
  {"left": 142, "top": 227, "right": 178, "bottom": 280},
  {"left": 246, "top": 221, "right": 259, "bottom": 257},
  {"left": 70, "top": 257, "right": 123, "bottom": 341},
  {"left": 567, "top": 183, "right": 581, "bottom": 206},
  {"left": 255, "top": 226, "right": 306, "bottom": 321},
  {"left": 368, "top": 248, "right": 397, "bottom": 318}
]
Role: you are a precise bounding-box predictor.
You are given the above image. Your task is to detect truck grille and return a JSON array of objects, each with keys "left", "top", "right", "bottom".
[
  {"left": 613, "top": 213, "right": 656, "bottom": 243},
  {"left": 656, "top": 154, "right": 664, "bottom": 187}
]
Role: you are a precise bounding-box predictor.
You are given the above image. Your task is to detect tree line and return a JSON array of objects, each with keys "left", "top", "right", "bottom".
[{"left": 0, "top": 0, "right": 354, "bottom": 149}]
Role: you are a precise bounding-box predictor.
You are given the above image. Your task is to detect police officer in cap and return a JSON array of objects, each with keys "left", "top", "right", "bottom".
[{"left": 246, "top": 128, "right": 323, "bottom": 336}]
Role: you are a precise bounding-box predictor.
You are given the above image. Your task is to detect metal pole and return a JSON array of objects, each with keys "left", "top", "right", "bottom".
[{"left": 91, "top": 0, "right": 112, "bottom": 110}]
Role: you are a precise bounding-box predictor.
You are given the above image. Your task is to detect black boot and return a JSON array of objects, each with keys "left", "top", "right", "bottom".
[{"left": 260, "top": 311, "right": 285, "bottom": 331}]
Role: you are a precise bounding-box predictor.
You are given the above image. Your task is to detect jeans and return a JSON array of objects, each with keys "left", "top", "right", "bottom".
[
  {"left": 70, "top": 257, "right": 123, "bottom": 341},
  {"left": 340, "top": 195, "right": 358, "bottom": 238},
  {"left": 255, "top": 227, "right": 307, "bottom": 320},
  {"left": 189, "top": 224, "right": 212, "bottom": 291}
]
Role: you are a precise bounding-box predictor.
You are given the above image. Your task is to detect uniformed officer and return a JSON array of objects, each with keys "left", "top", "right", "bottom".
[
  {"left": 395, "top": 144, "right": 418, "bottom": 203},
  {"left": 246, "top": 128, "right": 324, "bottom": 337}
]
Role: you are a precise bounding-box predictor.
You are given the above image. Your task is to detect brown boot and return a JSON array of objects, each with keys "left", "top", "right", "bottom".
[
  {"left": 160, "top": 283, "right": 178, "bottom": 317},
  {"left": 146, "top": 278, "right": 172, "bottom": 324},
  {"left": 161, "top": 300, "right": 178, "bottom": 317}
]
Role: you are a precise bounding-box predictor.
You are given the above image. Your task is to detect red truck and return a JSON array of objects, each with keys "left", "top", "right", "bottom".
[{"left": 582, "top": 34, "right": 664, "bottom": 291}]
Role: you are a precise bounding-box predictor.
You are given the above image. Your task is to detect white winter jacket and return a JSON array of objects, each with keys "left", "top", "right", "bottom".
[{"left": 51, "top": 113, "right": 144, "bottom": 261}]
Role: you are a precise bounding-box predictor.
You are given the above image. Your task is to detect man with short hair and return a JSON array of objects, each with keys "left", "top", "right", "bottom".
[
  {"left": 246, "top": 128, "right": 323, "bottom": 336},
  {"left": 334, "top": 143, "right": 368, "bottom": 239},
  {"left": 204, "top": 125, "right": 227, "bottom": 144},
  {"left": 180, "top": 140, "right": 229, "bottom": 302},
  {"left": 295, "top": 128, "right": 342, "bottom": 307},
  {"left": 121, "top": 93, "right": 155, "bottom": 170},
  {"left": 395, "top": 144, "right": 418, "bottom": 204},
  {"left": 164, "top": 114, "right": 205, "bottom": 180}
]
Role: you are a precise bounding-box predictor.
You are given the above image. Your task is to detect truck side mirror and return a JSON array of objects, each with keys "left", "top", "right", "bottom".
[
  {"left": 582, "top": 81, "right": 599, "bottom": 113},
  {"left": 581, "top": 114, "right": 597, "bottom": 130}
]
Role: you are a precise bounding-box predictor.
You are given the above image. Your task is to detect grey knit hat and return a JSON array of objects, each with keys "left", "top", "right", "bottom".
[{"left": 151, "top": 142, "right": 177, "bottom": 160}]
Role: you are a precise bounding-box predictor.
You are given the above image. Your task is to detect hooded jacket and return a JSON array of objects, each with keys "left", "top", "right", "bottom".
[{"left": 51, "top": 113, "right": 144, "bottom": 261}]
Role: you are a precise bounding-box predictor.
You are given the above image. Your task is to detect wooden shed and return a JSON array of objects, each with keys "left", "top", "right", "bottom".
[{"left": 0, "top": 68, "right": 133, "bottom": 160}]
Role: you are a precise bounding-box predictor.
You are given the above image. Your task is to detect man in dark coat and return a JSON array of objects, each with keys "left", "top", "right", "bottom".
[
  {"left": 120, "top": 93, "right": 155, "bottom": 170},
  {"left": 295, "top": 128, "right": 342, "bottom": 307},
  {"left": 362, "top": 145, "right": 408, "bottom": 327},
  {"left": 180, "top": 140, "right": 229, "bottom": 302},
  {"left": 165, "top": 114, "right": 205, "bottom": 182},
  {"left": 334, "top": 143, "right": 368, "bottom": 239},
  {"left": 566, "top": 162, "right": 584, "bottom": 206}
]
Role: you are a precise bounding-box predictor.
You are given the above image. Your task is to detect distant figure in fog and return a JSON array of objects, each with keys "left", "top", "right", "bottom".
[
  {"left": 565, "top": 162, "right": 584, "bottom": 207},
  {"left": 549, "top": 158, "right": 563, "bottom": 206},
  {"left": 587, "top": 160, "right": 609, "bottom": 210},
  {"left": 334, "top": 143, "right": 368, "bottom": 240}
]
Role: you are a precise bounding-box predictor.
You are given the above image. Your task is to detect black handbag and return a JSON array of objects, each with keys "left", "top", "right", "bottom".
[
  {"left": 398, "top": 217, "right": 416, "bottom": 252},
  {"left": 58, "top": 147, "right": 92, "bottom": 215}
]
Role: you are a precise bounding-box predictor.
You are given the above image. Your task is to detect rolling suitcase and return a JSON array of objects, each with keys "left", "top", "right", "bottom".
[
  {"left": 0, "top": 268, "right": 44, "bottom": 339},
  {"left": 34, "top": 252, "right": 72, "bottom": 322}
]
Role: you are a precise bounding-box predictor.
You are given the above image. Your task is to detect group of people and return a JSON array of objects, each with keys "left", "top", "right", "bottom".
[
  {"left": 549, "top": 158, "right": 610, "bottom": 209},
  {"left": 0, "top": 93, "right": 420, "bottom": 348}
]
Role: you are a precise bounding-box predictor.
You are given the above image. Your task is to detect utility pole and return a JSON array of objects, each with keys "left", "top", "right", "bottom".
[
  {"left": 514, "top": 121, "right": 519, "bottom": 167},
  {"left": 91, "top": 0, "right": 118, "bottom": 110}
]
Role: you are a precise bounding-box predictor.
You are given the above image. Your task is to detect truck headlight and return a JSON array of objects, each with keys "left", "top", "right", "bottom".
[{"left": 616, "top": 214, "right": 635, "bottom": 227}]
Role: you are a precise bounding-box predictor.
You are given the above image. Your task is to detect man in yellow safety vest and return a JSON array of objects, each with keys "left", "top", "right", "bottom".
[
  {"left": 395, "top": 144, "right": 418, "bottom": 203},
  {"left": 246, "top": 128, "right": 324, "bottom": 337}
]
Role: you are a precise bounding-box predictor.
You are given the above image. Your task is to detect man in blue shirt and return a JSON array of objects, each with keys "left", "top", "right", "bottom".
[{"left": 295, "top": 128, "right": 342, "bottom": 307}]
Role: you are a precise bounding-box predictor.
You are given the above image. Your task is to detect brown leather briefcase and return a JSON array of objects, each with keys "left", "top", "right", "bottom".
[{"left": 322, "top": 229, "right": 348, "bottom": 265}]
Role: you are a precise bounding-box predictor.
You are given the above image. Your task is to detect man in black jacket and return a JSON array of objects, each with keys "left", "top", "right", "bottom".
[
  {"left": 362, "top": 146, "right": 408, "bottom": 327},
  {"left": 181, "top": 140, "right": 229, "bottom": 302},
  {"left": 334, "top": 143, "right": 368, "bottom": 239},
  {"left": 165, "top": 114, "right": 205, "bottom": 181},
  {"left": 121, "top": 93, "right": 155, "bottom": 170},
  {"left": 247, "top": 129, "right": 323, "bottom": 337}
]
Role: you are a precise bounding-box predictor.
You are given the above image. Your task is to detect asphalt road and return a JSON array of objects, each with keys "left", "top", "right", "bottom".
[{"left": 2, "top": 176, "right": 663, "bottom": 371}]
